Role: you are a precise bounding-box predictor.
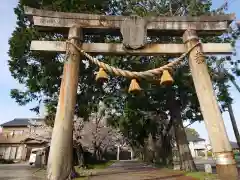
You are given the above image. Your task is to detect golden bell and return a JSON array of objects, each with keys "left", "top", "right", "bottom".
[
  {"left": 160, "top": 70, "right": 174, "bottom": 86},
  {"left": 95, "top": 68, "right": 108, "bottom": 82},
  {"left": 128, "top": 79, "right": 141, "bottom": 94}
]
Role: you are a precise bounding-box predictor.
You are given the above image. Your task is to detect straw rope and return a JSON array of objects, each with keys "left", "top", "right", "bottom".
[{"left": 66, "top": 40, "right": 201, "bottom": 80}]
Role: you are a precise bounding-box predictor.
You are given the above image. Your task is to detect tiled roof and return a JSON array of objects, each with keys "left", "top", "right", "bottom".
[
  {"left": 0, "top": 118, "right": 44, "bottom": 127},
  {"left": 207, "top": 141, "right": 239, "bottom": 149},
  {"left": 0, "top": 135, "right": 47, "bottom": 144},
  {"left": 230, "top": 141, "right": 239, "bottom": 149},
  {"left": 186, "top": 132, "right": 205, "bottom": 142}
]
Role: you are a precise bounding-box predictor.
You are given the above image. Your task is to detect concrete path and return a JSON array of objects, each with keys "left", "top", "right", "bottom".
[
  {"left": 0, "top": 163, "right": 45, "bottom": 180},
  {"left": 194, "top": 158, "right": 240, "bottom": 174},
  {"left": 88, "top": 160, "right": 197, "bottom": 180}
]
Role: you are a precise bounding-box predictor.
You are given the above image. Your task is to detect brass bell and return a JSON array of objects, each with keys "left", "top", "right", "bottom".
[
  {"left": 128, "top": 79, "right": 141, "bottom": 94},
  {"left": 95, "top": 68, "right": 108, "bottom": 83},
  {"left": 160, "top": 70, "right": 174, "bottom": 86}
]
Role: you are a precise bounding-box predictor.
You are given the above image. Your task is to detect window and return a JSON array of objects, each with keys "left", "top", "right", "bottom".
[
  {"left": 19, "top": 130, "right": 24, "bottom": 135},
  {"left": 30, "top": 127, "right": 36, "bottom": 133},
  {"left": 0, "top": 147, "right": 5, "bottom": 157}
]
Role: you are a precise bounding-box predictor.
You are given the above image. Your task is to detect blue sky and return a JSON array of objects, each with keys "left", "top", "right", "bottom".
[{"left": 0, "top": 0, "right": 239, "bottom": 142}]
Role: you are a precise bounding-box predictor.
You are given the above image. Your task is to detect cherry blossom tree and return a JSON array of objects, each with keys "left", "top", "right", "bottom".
[{"left": 27, "top": 119, "right": 52, "bottom": 144}]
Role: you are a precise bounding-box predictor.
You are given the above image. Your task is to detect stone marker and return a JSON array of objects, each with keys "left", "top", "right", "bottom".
[{"left": 204, "top": 164, "right": 212, "bottom": 174}]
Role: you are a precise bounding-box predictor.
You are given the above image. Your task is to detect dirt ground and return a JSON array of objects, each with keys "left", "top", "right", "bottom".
[{"left": 88, "top": 161, "right": 198, "bottom": 180}]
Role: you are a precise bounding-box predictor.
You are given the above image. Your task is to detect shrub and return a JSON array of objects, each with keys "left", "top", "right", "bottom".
[
  {"left": 207, "top": 151, "right": 213, "bottom": 157},
  {"left": 0, "top": 158, "right": 14, "bottom": 164}
]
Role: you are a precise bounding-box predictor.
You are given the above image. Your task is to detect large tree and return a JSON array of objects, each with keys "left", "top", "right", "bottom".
[
  {"left": 9, "top": 1, "right": 117, "bottom": 179},
  {"left": 185, "top": 128, "right": 200, "bottom": 138}
]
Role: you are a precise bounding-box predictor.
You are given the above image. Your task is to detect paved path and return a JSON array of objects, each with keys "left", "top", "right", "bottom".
[
  {"left": 88, "top": 160, "right": 197, "bottom": 180},
  {"left": 0, "top": 163, "right": 45, "bottom": 180},
  {"left": 194, "top": 158, "right": 240, "bottom": 174}
]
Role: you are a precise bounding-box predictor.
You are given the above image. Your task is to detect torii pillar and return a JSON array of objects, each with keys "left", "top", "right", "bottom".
[{"left": 183, "top": 29, "right": 238, "bottom": 180}]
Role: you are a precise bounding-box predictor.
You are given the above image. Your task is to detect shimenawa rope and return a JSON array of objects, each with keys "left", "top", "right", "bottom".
[{"left": 66, "top": 40, "right": 201, "bottom": 80}]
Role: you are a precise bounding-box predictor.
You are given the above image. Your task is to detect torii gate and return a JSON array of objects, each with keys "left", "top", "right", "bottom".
[{"left": 24, "top": 6, "right": 238, "bottom": 180}]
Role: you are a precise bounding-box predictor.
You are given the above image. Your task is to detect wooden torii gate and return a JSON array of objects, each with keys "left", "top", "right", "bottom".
[{"left": 24, "top": 6, "right": 238, "bottom": 180}]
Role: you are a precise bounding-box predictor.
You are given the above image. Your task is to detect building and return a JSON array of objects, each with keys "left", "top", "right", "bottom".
[
  {"left": 0, "top": 118, "right": 49, "bottom": 162},
  {"left": 187, "top": 133, "right": 240, "bottom": 158},
  {"left": 230, "top": 141, "right": 240, "bottom": 152},
  {"left": 187, "top": 134, "right": 207, "bottom": 158},
  {"left": 207, "top": 141, "right": 239, "bottom": 153}
]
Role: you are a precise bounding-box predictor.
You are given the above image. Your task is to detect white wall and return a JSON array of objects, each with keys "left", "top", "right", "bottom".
[
  {"left": 189, "top": 141, "right": 196, "bottom": 157},
  {"left": 189, "top": 140, "right": 207, "bottom": 158}
]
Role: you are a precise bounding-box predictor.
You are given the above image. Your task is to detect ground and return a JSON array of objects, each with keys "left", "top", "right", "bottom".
[
  {"left": 0, "top": 159, "right": 235, "bottom": 180},
  {"left": 0, "top": 163, "right": 45, "bottom": 180},
  {"left": 76, "top": 160, "right": 217, "bottom": 180},
  {"left": 87, "top": 160, "right": 197, "bottom": 180}
]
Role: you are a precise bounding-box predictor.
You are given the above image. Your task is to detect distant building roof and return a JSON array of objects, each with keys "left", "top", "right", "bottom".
[
  {"left": 186, "top": 132, "right": 205, "bottom": 142},
  {"left": 230, "top": 141, "right": 239, "bottom": 149},
  {"left": 207, "top": 141, "right": 239, "bottom": 149},
  {"left": 0, "top": 118, "right": 44, "bottom": 127}
]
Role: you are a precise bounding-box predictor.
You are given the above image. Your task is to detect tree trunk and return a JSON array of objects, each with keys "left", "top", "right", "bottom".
[
  {"left": 93, "top": 145, "right": 97, "bottom": 161},
  {"left": 168, "top": 89, "right": 197, "bottom": 171},
  {"left": 159, "top": 133, "right": 167, "bottom": 165},
  {"left": 146, "top": 134, "right": 155, "bottom": 163},
  {"left": 76, "top": 144, "right": 85, "bottom": 168},
  {"left": 96, "top": 148, "right": 102, "bottom": 161},
  {"left": 227, "top": 103, "right": 240, "bottom": 148},
  {"left": 151, "top": 134, "right": 158, "bottom": 163},
  {"left": 173, "top": 117, "right": 197, "bottom": 171},
  {"left": 162, "top": 134, "right": 173, "bottom": 166}
]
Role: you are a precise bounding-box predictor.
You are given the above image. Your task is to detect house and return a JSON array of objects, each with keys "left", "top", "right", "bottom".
[
  {"left": 186, "top": 132, "right": 240, "bottom": 158},
  {"left": 187, "top": 134, "right": 207, "bottom": 158},
  {"left": 230, "top": 141, "right": 239, "bottom": 152},
  {"left": 207, "top": 141, "right": 239, "bottom": 154},
  {"left": 0, "top": 118, "right": 49, "bottom": 162}
]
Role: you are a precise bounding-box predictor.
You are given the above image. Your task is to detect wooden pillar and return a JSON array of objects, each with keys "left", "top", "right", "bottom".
[
  {"left": 205, "top": 147, "right": 208, "bottom": 160},
  {"left": 117, "top": 145, "right": 120, "bottom": 161},
  {"left": 47, "top": 25, "right": 82, "bottom": 180},
  {"left": 183, "top": 29, "right": 238, "bottom": 179},
  {"left": 130, "top": 148, "right": 134, "bottom": 160}
]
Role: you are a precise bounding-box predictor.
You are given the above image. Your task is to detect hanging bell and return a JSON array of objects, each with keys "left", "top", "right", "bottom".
[
  {"left": 160, "top": 70, "right": 174, "bottom": 86},
  {"left": 128, "top": 79, "right": 141, "bottom": 94},
  {"left": 95, "top": 68, "right": 108, "bottom": 83}
]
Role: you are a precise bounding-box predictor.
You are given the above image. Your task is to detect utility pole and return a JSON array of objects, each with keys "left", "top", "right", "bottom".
[
  {"left": 222, "top": 69, "right": 240, "bottom": 148},
  {"left": 227, "top": 102, "right": 240, "bottom": 148},
  {"left": 230, "top": 78, "right": 240, "bottom": 93}
]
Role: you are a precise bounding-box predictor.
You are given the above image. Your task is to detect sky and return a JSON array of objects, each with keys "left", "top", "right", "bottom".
[{"left": 0, "top": 0, "right": 239, "bottom": 142}]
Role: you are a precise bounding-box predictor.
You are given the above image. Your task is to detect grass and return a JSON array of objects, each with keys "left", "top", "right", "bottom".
[
  {"left": 87, "top": 160, "right": 116, "bottom": 169},
  {"left": 150, "top": 162, "right": 218, "bottom": 180},
  {"left": 185, "top": 172, "right": 218, "bottom": 180},
  {"left": 74, "top": 177, "right": 88, "bottom": 180},
  {"left": 158, "top": 168, "right": 219, "bottom": 180}
]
